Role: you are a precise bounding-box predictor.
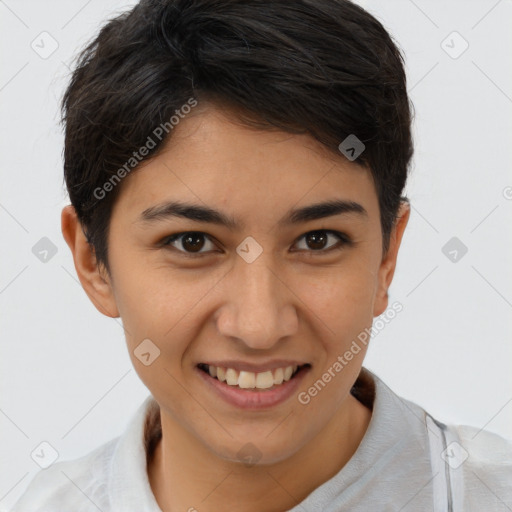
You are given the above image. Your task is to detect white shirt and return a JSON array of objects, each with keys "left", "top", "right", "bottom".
[{"left": 11, "top": 369, "right": 512, "bottom": 511}]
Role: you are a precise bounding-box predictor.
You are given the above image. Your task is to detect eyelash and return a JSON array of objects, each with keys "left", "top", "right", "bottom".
[{"left": 160, "top": 230, "right": 352, "bottom": 258}]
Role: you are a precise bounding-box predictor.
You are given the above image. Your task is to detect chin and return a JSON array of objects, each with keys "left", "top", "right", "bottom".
[{"left": 208, "top": 433, "right": 305, "bottom": 468}]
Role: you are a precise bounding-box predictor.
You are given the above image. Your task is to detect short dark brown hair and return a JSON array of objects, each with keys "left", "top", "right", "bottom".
[{"left": 62, "top": 0, "right": 413, "bottom": 274}]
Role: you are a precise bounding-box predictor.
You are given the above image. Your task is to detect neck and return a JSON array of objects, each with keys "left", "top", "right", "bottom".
[{"left": 148, "top": 393, "right": 372, "bottom": 512}]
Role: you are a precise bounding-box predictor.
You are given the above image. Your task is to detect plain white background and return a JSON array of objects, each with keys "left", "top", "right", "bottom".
[{"left": 1, "top": 0, "right": 511, "bottom": 508}]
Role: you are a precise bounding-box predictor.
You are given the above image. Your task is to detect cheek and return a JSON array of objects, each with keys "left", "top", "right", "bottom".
[
  {"left": 293, "top": 260, "right": 378, "bottom": 397},
  {"left": 111, "top": 258, "right": 222, "bottom": 353},
  {"left": 111, "top": 268, "right": 213, "bottom": 411},
  {"left": 291, "top": 265, "right": 377, "bottom": 409},
  {"left": 299, "top": 260, "right": 378, "bottom": 336}
]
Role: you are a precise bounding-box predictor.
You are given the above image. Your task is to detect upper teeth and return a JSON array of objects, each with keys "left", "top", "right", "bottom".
[{"left": 207, "top": 365, "right": 298, "bottom": 389}]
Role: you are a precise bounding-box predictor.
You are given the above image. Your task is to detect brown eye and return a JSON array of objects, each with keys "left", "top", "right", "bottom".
[
  {"left": 181, "top": 233, "right": 206, "bottom": 252},
  {"left": 305, "top": 231, "right": 328, "bottom": 250},
  {"left": 163, "top": 232, "right": 217, "bottom": 255},
  {"left": 293, "top": 230, "right": 350, "bottom": 253}
]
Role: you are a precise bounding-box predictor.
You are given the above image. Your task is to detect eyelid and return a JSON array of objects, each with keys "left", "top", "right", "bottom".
[
  {"left": 161, "top": 229, "right": 351, "bottom": 257},
  {"left": 292, "top": 230, "right": 351, "bottom": 254},
  {"left": 161, "top": 231, "right": 219, "bottom": 257}
]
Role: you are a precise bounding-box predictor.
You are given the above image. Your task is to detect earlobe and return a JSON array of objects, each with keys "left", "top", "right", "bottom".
[
  {"left": 61, "top": 205, "right": 120, "bottom": 318},
  {"left": 373, "top": 201, "right": 410, "bottom": 317}
]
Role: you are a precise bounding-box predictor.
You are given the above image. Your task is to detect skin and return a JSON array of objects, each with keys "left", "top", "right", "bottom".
[{"left": 62, "top": 104, "right": 409, "bottom": 512}]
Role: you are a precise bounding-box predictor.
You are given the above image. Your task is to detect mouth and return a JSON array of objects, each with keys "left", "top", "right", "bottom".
[
  {"left": 196, "top": 361, "right": 311, "bottom": 409},
  {"left": 197, "top": 363, "right": 310, "bottom": 392}
]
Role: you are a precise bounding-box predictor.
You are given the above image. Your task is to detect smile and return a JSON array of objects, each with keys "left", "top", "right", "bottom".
[
  {"left": 198, "top": 363, "right": 307, "bottom": 391},
  {"left": 196, "top": 362, "right": 311, "bottom": 409}
]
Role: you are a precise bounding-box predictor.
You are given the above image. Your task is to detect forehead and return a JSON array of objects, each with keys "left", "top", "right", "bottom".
[{"left": 112, "top": 106, "right": 378, "bottom": 224}]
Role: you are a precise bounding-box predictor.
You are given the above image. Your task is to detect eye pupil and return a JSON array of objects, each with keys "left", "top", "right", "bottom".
[
  {"left": 306, "top": 231, "right": 327, "bottom": 250},
  {"left": 182, "top": 233, "right": 205, "bottom": 252}
]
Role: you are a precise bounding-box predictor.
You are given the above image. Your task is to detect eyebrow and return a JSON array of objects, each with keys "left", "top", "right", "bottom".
[{"left": 137, "top": 199, "right": 367, "bottom": 229}]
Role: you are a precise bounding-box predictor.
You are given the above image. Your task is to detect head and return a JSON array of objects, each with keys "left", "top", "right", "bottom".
[{"left": 62, "top": 0, "right": 412, "bottom": 465}]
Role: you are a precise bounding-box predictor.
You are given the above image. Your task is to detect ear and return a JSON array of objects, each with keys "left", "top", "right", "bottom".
[
  {"left": 373, "top": 201, "right": 410, "bottom": 317},
  {"left": 61, "top": 205, "right": 120, "bottom": 318}
]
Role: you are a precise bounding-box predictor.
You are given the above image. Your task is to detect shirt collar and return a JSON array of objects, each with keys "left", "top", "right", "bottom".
[{"left": 109, "top": 395, "right": 162, "bottom": 511}]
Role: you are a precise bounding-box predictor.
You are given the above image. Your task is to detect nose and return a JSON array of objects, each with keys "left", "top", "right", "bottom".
[{"left": 215, "top": 256, "right": 299, "bottom": 350}]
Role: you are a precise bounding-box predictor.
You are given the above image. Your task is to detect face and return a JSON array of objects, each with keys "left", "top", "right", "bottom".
[{"left": 64, "top": 104, "right": 408, "bottom": 465}]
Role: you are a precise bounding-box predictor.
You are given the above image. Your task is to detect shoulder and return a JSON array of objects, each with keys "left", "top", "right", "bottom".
[
  {"left": 452, "top": 423, "right": 512, "bottom": 481},
  {"left": 443, "top": 423, "right": 512, "bottom": 509},
  {"left": 369, "top": 370, "right": 512, "bottom": 508},
  {"left": 10, "top": 437, "right": 118, "bottom": 512}
]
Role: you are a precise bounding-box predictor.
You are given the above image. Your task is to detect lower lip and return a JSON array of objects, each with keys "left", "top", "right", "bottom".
[{"left": 196, "top": 366, "right": 310, "bottom": 410}]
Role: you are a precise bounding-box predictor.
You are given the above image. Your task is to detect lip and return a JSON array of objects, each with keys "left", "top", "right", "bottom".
[
  {"left": 196, "top": 364, "right": 311, "bottom": 410},
  {"left": 200, "top": 360, "right": 308, "bottom": 373}
]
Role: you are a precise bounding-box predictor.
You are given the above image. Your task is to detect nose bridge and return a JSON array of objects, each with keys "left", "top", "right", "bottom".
[{"left": 218, "top": 252, "right": 297, "bottom": 349}]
